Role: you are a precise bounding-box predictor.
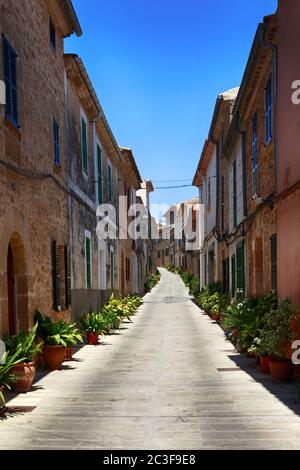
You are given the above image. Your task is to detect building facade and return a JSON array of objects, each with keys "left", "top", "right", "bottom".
[{"left": 0, "top": 0, "right": 81, "bottom": 336}]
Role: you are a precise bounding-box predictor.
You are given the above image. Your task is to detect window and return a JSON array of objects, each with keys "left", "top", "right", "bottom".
[
  {"left": 53, "top": 119, "right": 60, "bottom": 166},
  {"left": 236, "top": 241, "right": 245, "bottom": 301},
  {"left": 49, "top": 18, "right": 56, "bottom": 50},
  {"left": 110, "top": 251, "right": 114, "bottom": 289},
  {"left": 252, "top": 113, "right": 258, "bottom": 196},
  {"left": 165, "top": 248, "right": 169, "bottom": 256},
  {"left": 2, "top": 35, "right": 18, "bottom": 127},
  {"left": 158, "top": 251, "right": 161, "bottom": 259},
  {"left": 108, "top": 163, "right": 113, "bottom": 202},
  {"left": 126, "top": 257, "right": 131, "bottom": 282},
  {"left": 81, "top": 116, "right": 88, "bottom": 174},
  {"left": 85, "top": 232, "right": 92, "bottom": 289},
  {"left": 52, "top": 241, "right": 71, "bottom": 311},
  {"left": 97, "top": 144, "right": 103, "bottom": 205},
  {"left": 265, "top": 76, "right": 273, "bottom": 143},
  {"left": 231, "top": 254, "right": 236, "bottom": 298},
  {"left": 270, "top": 234, "right": 277, "bottom": 293},
  {"left": 232, "top": 160, "right": 237, "bottom": 227}
]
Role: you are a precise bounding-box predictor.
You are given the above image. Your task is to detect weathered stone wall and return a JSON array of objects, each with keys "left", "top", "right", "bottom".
[{"left": 0, "top": 0, "right": 71, "bottom": 336}]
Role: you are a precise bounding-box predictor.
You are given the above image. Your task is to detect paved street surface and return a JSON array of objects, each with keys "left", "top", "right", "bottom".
[{"left": 1, "top": 268, "right": 300, "bottom": 450}]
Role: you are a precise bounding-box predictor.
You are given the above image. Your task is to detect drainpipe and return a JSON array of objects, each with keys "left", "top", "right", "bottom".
[{"left": 262, "top": 37, "right": 278, "bottom": 194}]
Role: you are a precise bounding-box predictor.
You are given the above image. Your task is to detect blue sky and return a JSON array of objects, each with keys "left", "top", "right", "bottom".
[{"left": 66, "top": 0, "right": 277, "bottom": 209}]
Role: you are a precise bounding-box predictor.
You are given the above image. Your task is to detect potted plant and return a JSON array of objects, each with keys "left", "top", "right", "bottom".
[
  {"left": 261, "top": 298, "right": 298, "bottom": 383},
  {"left": 248, "top": 337, "right": 270, "bottom": 374},
  {"left": 81, "top": 313, "right": 108, "bottom": 345},
  {"left": 64, "top": 323, "right": 83, "bottom": 361},
  {"left": 0, "top": 349, "right": 27, "bottom": 408},
  {"left": 35, "top": 313, "right": 74, "bottom": 370},
  {"left": 4, "top": 323, "right": 42, "bottom": 392}
]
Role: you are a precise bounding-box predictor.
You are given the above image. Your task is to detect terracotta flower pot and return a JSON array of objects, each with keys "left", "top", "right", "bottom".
[
  {"left": 269, "top": 359, "right": 295, "bottom": 383},
  {"left": 43, "top": 345, "right": 66, "bottom": 371},
  {"left": 86, "top": 332, "right": 99, "bottom": 345},
  {"left": 11, "top": 362, "right": 36, "bottom": 393},
  {"left": 260, "top": 356, "right": 270, "bottom": 374},
  {"left": 64, "top": 346, "right": 73, "bottom": 361}
]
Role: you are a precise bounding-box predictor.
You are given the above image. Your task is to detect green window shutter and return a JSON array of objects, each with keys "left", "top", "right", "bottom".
[
  {"left": 231, "top": 254, "right": 236, "bottom": 298},
  {"left": 52, "top": 241, "right": 61, "bottom": 311},
  {"left": 97, "top": 145, "right": 103, "bottom": 205},
  {"left": 85, "top": 237, "right": 92, "bottom": 289},
  {"left": 108, "top": 165, "right": 113, "bottom": 202},
  {"left": 233, "top": 160, "right": 237, "bottom": 227},
  {"left": 270, "top": 234, "right": 277, "bottom": 293},
  {"left": 65, "top": 246, "right": 72, "bottom": 308},
  {"left": 236, "top": 241, "right": 245, "bottom": 301},
  {"left": 81, "top": 117, "right": 88, "bottom": 174},
  {"left": 110, "top": 251, "right": 114, "bottom": 289}
]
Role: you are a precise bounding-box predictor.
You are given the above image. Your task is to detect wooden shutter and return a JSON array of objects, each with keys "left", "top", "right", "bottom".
[
  {"left": 270, "top": 234, "right": 277, "bottom": 293},
  {"left": 52, "top": 241, "right": 61, "bottom": 311},
  {"left": 236, "top": 241, "right": 245, "bottom": 301},
  {"left": 223, "top": 258, "right": 229, "bottom": 294},
  {"left": 231, "top": 254, "right": 236, "bottom": 298},
  {"left": 252, "top": 113, "right": 258, "bottom": 195},
  {"left": 65, "top": 246, "right": 72, "bottom": 308},
  {"left": 2, "top": 36, "right": 18, "bottom": 126},
  {"left": 97, "top": 145, "right": 103, "bottom": 204},
  {"left": 110, "top": 251, "right": 114, "bottom": 289},
  {"left": 53, "top": 120, "right": 60, "bottom": 165},
  {"left": 85, "top": 237, "right": 92, "bottom": 289},
  {"left": 232, "top": 160, "right": 237, "bottom": 227},
  {"left": 265, "top": 77, "right": 272, "bottom": 143},
  {"left": 126, "top": 258, "right": 130, "bottom": 282},
  {"left": 108, "top": 165, "right": 113, "bottom": 201},
  {"left": 81, "top": 118, "right": 88, "bottom": 173}
]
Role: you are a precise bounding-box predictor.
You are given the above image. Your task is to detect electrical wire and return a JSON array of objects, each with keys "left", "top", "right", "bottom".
[{"left": 154, "top": 184, "right": 194, "bottom": 190}]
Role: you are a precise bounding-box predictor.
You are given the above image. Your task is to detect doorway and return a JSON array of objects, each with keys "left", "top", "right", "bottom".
[{"left": 7, "top": 244, "right": 16, "bottom": 335}]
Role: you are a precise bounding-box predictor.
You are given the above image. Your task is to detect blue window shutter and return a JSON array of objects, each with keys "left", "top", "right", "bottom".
[{"left": 2, "top": 35, "right": 18, "bottom": 126}]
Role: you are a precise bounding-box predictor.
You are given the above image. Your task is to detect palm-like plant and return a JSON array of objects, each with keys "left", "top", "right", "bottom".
[
  {"left": 81, "top": 313, "right": 108, "bottom": 334},
  {"left": 0, "top": 348, "right": 27, "bottom": 406},
  {"left": 4, "top": 323, "right": 42, "bottom": 363}
]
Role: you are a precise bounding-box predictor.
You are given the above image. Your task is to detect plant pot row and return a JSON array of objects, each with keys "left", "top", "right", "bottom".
[{"left": 254, "top": 355, "right": 295, "bottom": 383}]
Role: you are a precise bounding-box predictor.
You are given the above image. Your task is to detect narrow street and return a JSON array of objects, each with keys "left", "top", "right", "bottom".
[{"left": 1, "top": 268, "right": 300, "bottom": 450}]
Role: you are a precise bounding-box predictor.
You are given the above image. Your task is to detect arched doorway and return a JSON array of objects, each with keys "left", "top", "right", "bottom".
[{"left": 7, "top": 244, "right": 16, "bottom": 335}]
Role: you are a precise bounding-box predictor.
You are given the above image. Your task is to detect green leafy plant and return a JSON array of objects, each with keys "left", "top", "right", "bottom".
[
  {"left": 81, "top": 313, "right": 108, "bottom": 334},
  {"left": 64, "top": 323, "right": 83, "bottom": 346},
  {"left": 34, "top": 313, "right": 77, "bottom": 347},
  {"left": 260, "top": 298, "right": 299, "bottom": 360},
  {"left": 4, "top": 323, "right": 42, "bottom": 363},
  {"left": 0, "top": 348, "right": 27, "bottom": 406},
  {"left": 248, "top": 337, "right": 269, "bottom": 357}
]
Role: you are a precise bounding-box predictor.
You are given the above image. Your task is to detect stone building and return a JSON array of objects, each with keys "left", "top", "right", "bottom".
[
  {"left": 64, "top": 54, "right": 125, "bottom": 320},
  {"left": 0, "top": 0, "right": 81, "bottom": 336},
  {"left": 276, "top": 0, "right": 300, "bottom": 307},
  {"left": 118, "top": 147, "right": 142, "bottom": 296},
  {"left": 193, "top": 13, "right": 278, "bottom": 301}
]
